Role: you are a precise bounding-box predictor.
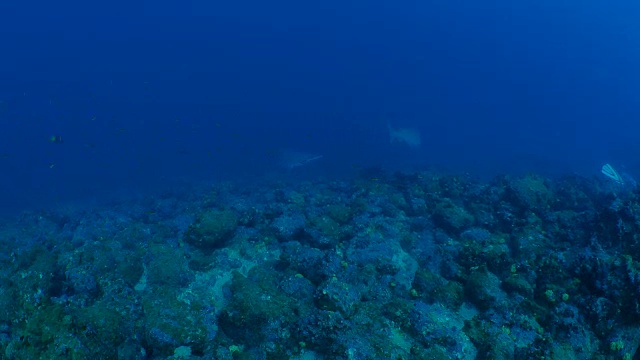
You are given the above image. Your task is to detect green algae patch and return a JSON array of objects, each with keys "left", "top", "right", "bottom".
[
  {"left": 507, "top": 174, "right": 555, "bottom": 212},
  {"left": 309, "top": 214, "right": 353, "bottom": 242},
  {"left": 12, "top": 304, "right": 69, "bottom": 356},
  {"left": 184, "top": 209, "right": 239, "bottom": 250},
  {"left": 146, "top": 243, "right": 193, "bottom": 288},
  {"left": 143, "top": 286, "right": 209, "bottom": 356},
  {"left": 73, "top": 299, "right": 129, "bottom": 356},
  {"left": 219, "top": 268, "right": 305, "bottom": 350},
  {"left": 325, "top": 203, "right": 355, "bottom": 224},
  {"left": 465, "top": 266, "right": 505, "bottom": 311},
  {"left": 411, "top": 269, "right": 447, "bottom": 301},
  {"left": 432, "top": 198, "right": 475, "bottom": 233}
]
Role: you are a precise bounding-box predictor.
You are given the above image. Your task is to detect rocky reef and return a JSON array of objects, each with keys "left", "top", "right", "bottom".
[{"left": 0, "top": 170, "right": 639, "bottom": 359}]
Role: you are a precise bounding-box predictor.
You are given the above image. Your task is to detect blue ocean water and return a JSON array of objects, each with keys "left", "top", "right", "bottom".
[
  {"left": 2, "top": 1, "right": 640, "bottom": 358},
  {"left": 1, "top": 0, "right": 638, "bottom": 214}
]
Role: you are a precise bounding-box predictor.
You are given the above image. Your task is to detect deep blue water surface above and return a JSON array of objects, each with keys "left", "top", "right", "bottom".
[{"left": 1, "top": 0, "right": 639, "bottom": 213}]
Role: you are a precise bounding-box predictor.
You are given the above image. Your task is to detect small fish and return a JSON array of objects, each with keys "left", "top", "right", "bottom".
[{"left": 50, "top": 135, "right": 64, "bottom": 144}]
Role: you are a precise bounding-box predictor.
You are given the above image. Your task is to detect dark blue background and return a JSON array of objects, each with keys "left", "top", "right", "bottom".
[{"left": 1, "top": 0, "right": 639, "bottom": 213}]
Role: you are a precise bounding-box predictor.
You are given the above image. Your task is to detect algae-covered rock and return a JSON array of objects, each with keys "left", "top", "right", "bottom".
[
  {"left": 308, "top": 213, "right": 353, "bottom": 243},
  {"left": 218, "top": 269, "right": 303, "bottom": 349},
  {"left": 465, "top": 266, "right": 506, "bottom": 311},
  {"left": 143, "top": 287, "right": 209, "bottom": 356},
  {"left": 464, "top": 318, "right": 515, "bottom": 360},
  {"left": 146, "top": 243, "right": 193, "bottom": 288},
  {"left": 503, "top": 274, "right": 534, "bottom": 297},
  {"left": 184, "top": 209, "right": 238, "bottom": 250},
  {"left": 458, "top": 228, "right": 512, "bottom": 274},
  {"left": 432, "top": 198, "right": 474, "bottom": 233},
  {"left": 74, "top": 299, "right": 129, "bottom": 354},
  {"left": 412, "top": 269, "right": 447, "bottom": 301},
  {"left": 326, "top": 203, "right": 355, "bottom": 224},
  {"left": 508, "top": 174, "right": 554, "bottom": 212}
]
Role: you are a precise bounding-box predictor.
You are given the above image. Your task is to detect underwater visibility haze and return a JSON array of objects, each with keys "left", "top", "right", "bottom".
[
  {"left": 0, "top": 0, "right": 640, "bottom": 358},
  {"left": 0, "top": 0, "right": 638, "bottom": 211}
]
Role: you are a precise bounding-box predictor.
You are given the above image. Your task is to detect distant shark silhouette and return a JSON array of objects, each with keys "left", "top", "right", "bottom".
[
  {"left": 388, "top": 124, "right": 421, "bottom": 148},
  {"left": 277, "top": 149, "right": 323, "bottom": 169}
]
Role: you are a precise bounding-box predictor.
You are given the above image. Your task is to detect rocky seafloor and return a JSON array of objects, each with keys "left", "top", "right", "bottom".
[{"left": 1, "top": 170, "right": 640, "bottom": 359}]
